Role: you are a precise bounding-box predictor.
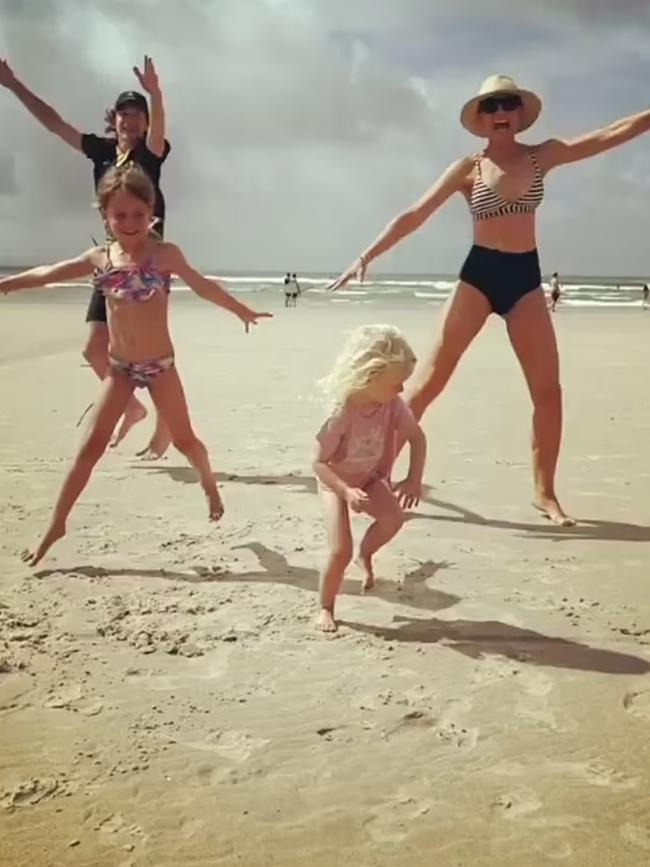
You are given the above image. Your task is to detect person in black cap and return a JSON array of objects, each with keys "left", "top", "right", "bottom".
[{"left": 0, "top": 55, "right": 172, "bottom": 458}]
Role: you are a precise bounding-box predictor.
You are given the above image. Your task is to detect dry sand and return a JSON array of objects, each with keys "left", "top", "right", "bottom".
[{"left": 1, "top": 289, "right": 650, "bottom": 866}]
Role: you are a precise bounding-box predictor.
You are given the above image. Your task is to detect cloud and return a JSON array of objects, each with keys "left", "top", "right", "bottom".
[{"left": 1, "top": 0, "right": 650, "bottom": 274}]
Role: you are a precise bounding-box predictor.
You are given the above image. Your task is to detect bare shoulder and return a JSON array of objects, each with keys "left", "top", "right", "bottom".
[
  {"left": 531, "top": 138, "right": 564, "bottom": 172},
  {"left": 450, "top": 154, "right": 476, "bottom": 179},
  {"left": 453, "top": 154, "right": 477, "bottom": 193},
  {"left": 151, "top": 240, "right": 182, "bottom": 270},
  {"left": 85, "top": 245, "right": 105, "bottom": 267}
]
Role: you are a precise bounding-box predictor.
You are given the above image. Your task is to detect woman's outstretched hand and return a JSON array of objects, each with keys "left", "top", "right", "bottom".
[{"left": 327, "top": 256, "right": 368, "bottom": 292}]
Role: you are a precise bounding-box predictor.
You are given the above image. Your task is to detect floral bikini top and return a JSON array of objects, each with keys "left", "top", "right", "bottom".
[{"left": 93, "top": 245, "right": 171, "bottom": 302}]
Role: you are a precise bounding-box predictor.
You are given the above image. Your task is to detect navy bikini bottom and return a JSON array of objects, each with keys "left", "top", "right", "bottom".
[{"left": 459, "top": 245, "right": 541, "bottom": 316}]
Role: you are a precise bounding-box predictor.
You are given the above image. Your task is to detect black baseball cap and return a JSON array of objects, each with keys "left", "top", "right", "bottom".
[{"left": 114, "top": 90, "right": 149, "bottom": 116}]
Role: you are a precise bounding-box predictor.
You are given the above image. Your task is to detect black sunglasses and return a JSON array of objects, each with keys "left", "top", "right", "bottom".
[{"left": 478, "top": 94, "right": 523, "bottom": 114}]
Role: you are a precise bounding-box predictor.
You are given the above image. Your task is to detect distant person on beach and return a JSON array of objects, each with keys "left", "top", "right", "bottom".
[
  {"left": 0, "top": 56, "right": 172, "bottom": 460},
  {"left": 283, "top": 272, "right": 293, "bottom": 307},
  {"left": 329, "top": 73, "right": 650, "bottom": 526},
  {"left": 283, "top": 272, "right": 301, "bottom": 307},
  {"left": 549, "top": 272, "right": 561, "bottom": 312},
  {"left": 290, "top": 273, "right": 301, "bottom": 306},
  {"left": 313, "top": 325, "right": 426, "bottom": 632},
  {"left": 0, "top": 166, "right": 272, "bottom": 566},
  {"left": 642, "top": 284, "right": 649, "bottom": 309}
]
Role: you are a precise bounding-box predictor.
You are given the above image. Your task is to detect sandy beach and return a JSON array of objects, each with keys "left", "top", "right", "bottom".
[{"left": 1, "top": 288, "right": 650, "bottom": 867}]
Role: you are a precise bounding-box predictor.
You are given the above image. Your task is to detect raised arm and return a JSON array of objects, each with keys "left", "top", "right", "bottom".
[
  {"left": 538, "top": 108, "right": 650, "bottom": 172},
  {"left": 0, "top": 249, "right": 96, "bottom": 295},
  {"left": 328, "top": 156, "right": 472, "bottom": 291},
  {"left": 133, "top": 56, "right": 165, "bottom": 157},
  {"left": 0, "top": 59, "right": 82, "bottom": 151},
  {"left": 162, "top": 244, "right": 272, "bottom": 332}
]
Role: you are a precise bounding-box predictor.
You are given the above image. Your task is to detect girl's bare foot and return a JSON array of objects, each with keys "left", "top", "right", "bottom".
[
  {"left": 21, "top": 521, "right": 66, "bottom": 567},
  {"left": 533, "top": 496, "right": 576, "bottom": 527},
  {"left": 110, "top": 401, "right": 147, "bottom": 449},
  {"left": 316, "top": 609, "right": 338, "bottom": 632},
  {"left": 356, "top": 552, "right": 375, "bottom": 593},
  {"left": 208, "top": 489, "right": 224, "bottom": 522}
]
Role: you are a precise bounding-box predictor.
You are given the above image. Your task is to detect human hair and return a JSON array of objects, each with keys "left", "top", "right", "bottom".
[
  {"left": 104, "top": 106, "right": 117, "bottom": 136},
  {"left": 96, "top": 164, "right": 155, "bottom": 213},
  {"left": 318, "top": 324, "right": 416, "bottom": 412}
]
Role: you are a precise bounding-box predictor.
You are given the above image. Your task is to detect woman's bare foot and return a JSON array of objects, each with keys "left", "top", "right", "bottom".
[
  {"left": 533, "top": 496, "right": 576, "bottom": 527},
  {"left": 316, "top": 608, "right": 338, "bottom": 632},
  {"left": 356, "top": 552, "right": 375, "bottom": 593},
  {"left": 135, "top": 423, "right": 172, "bottom": 461},
  {"left": 208, "top": 489, "right": 224, "bottom": 522},
  {"left": 110, "top": 401, "right": 147, "bottom": 449},
  {"left": 20, "top": 521, "right": 66, "bottom": 567}
]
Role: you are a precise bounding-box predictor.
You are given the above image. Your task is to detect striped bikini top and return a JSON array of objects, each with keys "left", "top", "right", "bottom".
[
  {"left": 93, "top": 245, "right": 171, "bottom": 302},
  {"left": 470, "top": 149, "right": 544, "bottom": 221}
]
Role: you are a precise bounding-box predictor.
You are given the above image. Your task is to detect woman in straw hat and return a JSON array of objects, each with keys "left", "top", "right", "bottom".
[{"left": 329, "top": 73, "right": 650, "bottom": 526}]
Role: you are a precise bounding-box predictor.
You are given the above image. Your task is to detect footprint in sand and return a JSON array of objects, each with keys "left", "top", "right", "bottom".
[
  {"left": 620, "top": 822, "right": 650, "bottom": 852},
  {"left": 44, "top": 684, "right": 104, "bottom": 717},
  {"left": 185, "top": 730, "right": 271, "bottom": 762},
  {"left": 363, "top": 787, "right": 435, "bottom": 844},
  {"left": 535, "top": 837, "right": 573, "bottom": 860},
  {"left": 1, "top": 778, "right": 61, "bottom": 810},
  {"left": 490, "top": 788, "right": 542, "bottom": 820},
  {"left": 388, "top": 701, "right": 479, "bottom": 751},
  {"left": 513, "top": 669, "right": 567, "bottom": 731},
  {"left": 547, "top": 760, "right": 637, "bottom": 792},
  {"left": 471, "top": 655, "right": 519, "bottom": 688},
  {"left": 623, "top": 689, "right": 650, "bottom": 721}
]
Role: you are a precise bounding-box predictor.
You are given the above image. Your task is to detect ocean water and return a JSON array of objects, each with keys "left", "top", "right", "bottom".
[{"left": 1, "top": 268, "right": 648, "bottom": 309}]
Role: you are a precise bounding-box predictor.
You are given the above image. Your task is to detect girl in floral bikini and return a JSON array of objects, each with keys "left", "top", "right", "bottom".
[{"left": 0, "top": 165, "right": 272, "bottom": 566}]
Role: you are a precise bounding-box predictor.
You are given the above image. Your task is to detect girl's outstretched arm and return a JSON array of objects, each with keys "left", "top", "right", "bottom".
[
  {"left": 0, "top": 249, "right": 97, "bottom": 295},
  {"left": 539, "top": 108, "right": 650, "bottom": 171},
  {"left": 0, "top": 58, "right": 82, "bottom": 151},
  {"left": 162, "top": 244, "right": 273, "bottom": 332}
]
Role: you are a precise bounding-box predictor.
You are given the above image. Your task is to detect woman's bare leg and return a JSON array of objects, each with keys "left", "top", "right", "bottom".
[
  {"left": 82, "top": 322, "right": 148, "bottom": 448},
  {"left": 317, "top": 491, "right": 353, "bottom": 632},
  {"left": 148, "top": 367, "right": 223, "bottom": 520},
  {"left": 505, "top": 288, "right": 574, "bottom": 526},
  {"left": 356, "top": 479, "right": 405, "bottom": 591},
  {"left": 397, "top": 281, "right": 491, "bottom": 453},
  {"left": 22, "top": 375, "right": 135, "bottom": 567}
]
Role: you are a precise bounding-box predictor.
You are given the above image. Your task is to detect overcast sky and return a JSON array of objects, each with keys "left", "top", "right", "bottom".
[{"left": 1, "top": 0, "right": 650, "bottom": 275}]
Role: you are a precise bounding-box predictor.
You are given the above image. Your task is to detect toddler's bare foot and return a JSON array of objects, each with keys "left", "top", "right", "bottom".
[
  {"left": 533, "top": 495, "right": 576, "bottom": 527},
  {"left": 316, "top": 609, "right": 338, "bottom": 633},
  {"left": 21, "top": 520, "right": 66, "bottom": 567},
  {"left": 356, "top": 552, "right": 375, "bottom": 593}
]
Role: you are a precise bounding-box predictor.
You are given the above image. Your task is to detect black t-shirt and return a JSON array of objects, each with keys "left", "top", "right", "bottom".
[{"left": 80, "top": 134, "right": 171, "bottom": 225}]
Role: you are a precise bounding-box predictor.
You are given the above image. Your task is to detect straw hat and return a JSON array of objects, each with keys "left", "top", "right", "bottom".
[{"left": 460, "top": 74, "right": 542, "bottom": 137}]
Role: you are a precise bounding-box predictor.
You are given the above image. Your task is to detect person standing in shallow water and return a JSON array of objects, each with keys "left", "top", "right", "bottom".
[
  {"left": 549, "top": 272, "right": 562, "bottom": 312},
  {"left": 642, "top": 283, "right": 649, "bottom": 310},
  {"left": 0, "top": 55, "right": 172, "bottom": 459},
  {"left": 329, "top": 73, "right": 650, "bottom": 526}
]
